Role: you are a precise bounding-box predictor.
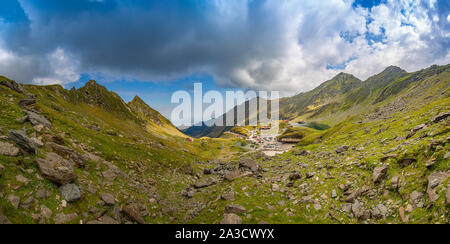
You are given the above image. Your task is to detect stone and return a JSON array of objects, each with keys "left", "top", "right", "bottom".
[
  {"left": 18, "top": 98, "right": 36, "bottom": 108},
  {"left": 36, "top": 189, "right": 50, "bottom": 199},
  {"left": 0, "top": 79, "right": 22, "bottom": 93},
  {"left": 36, "top": 153, "right": 76, "bottom": 185},
  {"left": 220, "top": 214, "right": 242, "bottom": 224},
  {"left": 0, "top": 211, "right": 12, "bottom": 224},
  {"left": 40, "top": 205, "right": 53, "bottom": 219},
  {"left": 224, "top": 204, "right": 246, "bottom": 214},
  {"left": 410, "top": 191, "right": 425, "bottom": 208},
  {"left": 431, "top": 112, "right": 450, "bottom": 124},
  {"left": 331, "top": 190, "right": 337, "bottom": 198},
  {"left": 7, "top": 194, "right": 20, "bottom": 209},
  {"left": 21, "top": 196, "right": 34, "bottom": 209},
  {"left": 380, "top": 153, "right": 398, "bottom": 162},
  {"left": 289, "top": 172, "right": 301, "bottom": 181},
  {"left": 313, "top": 204, "right": 321, "bottom": 210},
  {"left": 341, "top": 203, "right": 352, "bottom": 213},
  {"left": 194, "top": 179, "right": 217, "bottom": 189},
  {"left": 294, "top": 150, "right": 311, "bottom": 156},
  {"left": 398, "top": 158, "right": 417, "bottom": 167},
  {"left": 102, "top": 170, "right": 117, "bottom": 180},
  {"left": 224, "top": 170, "right": 251, "bottom": 182},
  {"left": 54, "top": 213, "right": 77, "bottom": 224},
  {"left": 8, "top": 130, "right": 38, "bottom": 154},
  {"left": 336, "top": 145, "right": 349, "bottom": 154},
  {"left": 122, "top": 204, "right": 145, "bottom": 224},
  {"left": 399, "top": 207, "right": 407, "bottom": 223},
  {"left": 101, "top": 193, "right": 115, "bottom": 206},
  {"left": 373, "top": 165, "right": 388, "bottom": 184},
  {"left": 390, "top": 176, "right": 400, "bottom": 190},
  {"left": 59, "top": 184, "right": 81, "bottom": 202},
  {"left": 405, "top": 204, "right": 414, "bottom": 213},
  {"left": 239, "top": 158, "right": 261, "bottom": 173},
  {"left": 406, "top": 124, "right": 426, "bottom": 139},
  {"left": 15, "top": 174, "right": 30, "bottom": 185},
  {"left": 0, "top": 141, "right": 20, "bottom": 156},
  {"left": 221, "top": 192, "right": 235, "bottom": 201},
  {"left": 427, "top": 172, "right": 450, "bottom": 202},
  {"left": 24, "top": 110, "right": 51, "bottom": 128},
  {"left": 46, "top": 142, "right": 87, "bottom": 168},
  {"left": 372, "top": 204, "right": 389, "bottom": 219},
  {"left": 272, "top": 184, "right": 280, "bottom": 192},
  {"left": 181, "top": 187, "right": 195, "bottom": 198}
]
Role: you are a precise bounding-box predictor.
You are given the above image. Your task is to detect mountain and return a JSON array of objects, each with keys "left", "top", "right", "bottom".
[
  {"left": 128, "top": 96, "right": 186, "bottom": 137},
  {"left": 183, "top": 96, "right": 270, "bottom": 138}
]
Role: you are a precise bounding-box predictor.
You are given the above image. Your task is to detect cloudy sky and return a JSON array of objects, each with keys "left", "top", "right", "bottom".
[{"left": 0, "top": 0, "right": 449, "bottom": 119}]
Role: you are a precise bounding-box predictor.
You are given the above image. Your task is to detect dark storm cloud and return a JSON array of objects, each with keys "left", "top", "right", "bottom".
[{"left": 0, "top": 0, "right": 448, "bottom": 90}]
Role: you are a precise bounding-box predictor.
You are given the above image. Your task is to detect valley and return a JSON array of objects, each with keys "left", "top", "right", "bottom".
[{"left": 0, "top": 64, "right": 449, "bottom": 224}]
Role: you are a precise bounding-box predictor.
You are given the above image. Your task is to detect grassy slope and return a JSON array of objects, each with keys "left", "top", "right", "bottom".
[{"left": 0, "top": 81, "right": 245, "bottom": 223}]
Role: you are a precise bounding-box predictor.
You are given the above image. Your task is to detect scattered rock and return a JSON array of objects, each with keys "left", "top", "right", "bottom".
[
  {"left": 40, "top": 205, "right": 53, "bottom": 220},
  {"left": 431, "top": 112, "right": 450, "bottom": 124},
  {"left": 0, "top": 79, "right": 22, "bottom": 93},
  {"left": 380, "top": 153, "right": 397, "bottom": 162},
  {"left": 406, "top": 124, "right": 426, "bottom": 139},
  {"left": 18, "top": 98, "right": 36, "bottom": 108},
  {"left": 336, "top": 145, "right": 349, "bottom": 154},
  {"left": 373, "top": 165, "right": 388, "bottom": 184},
  {"left": 20, "top": 196, "right": 34, "bottom": 209},
  {"left": 102, "top": 170, "right": 117, "bottom": 180},
  {"left": 101, "top": 193, "right": 115, "bottom": 206},
  {"left": 220, "top": 214, "right": 242, "bottom": 224},
  {"left": 36, "top": 153, "right": 76, "bottom": 185},
  {"left": 221, "top": 192, "right": 235, "bottom": 201},
  {"left": 193, "top": 179, "right": 217, "bottom": 189},
  {"left": 8, "top": 130, "right": 38, "bottom": 154},
  {"left": 224, "top": 170, "right": 252, "bottom": 182},
  {"left": 390, "top": 176, "right": 400, "bottom": 190},
  {"left": 181, "top": 187, "right": 196, "bottom": 198},
  {"left": 54, "top": 213, "right": 77, "bottom": 224},
  {"left": 410, "top": 191, "right": 425, "bottom": 208},
  {"left": 46, "top": 142, "right": 87, "bottom": 168},
  {"left": 294, "top": 150, "right": 311, "bottom": 156},
  {"left": 427, "top": 172, "right": 450, "bottom": 202},
  {"left": 59, "top": 184, "right": 81, "bottom": 202},
  {"left": 399, "top": 207, "right": 407, "bottom": 223},
  {"left": 0, "top": 141, "right": 20, "bottom": 156},
  {"left": 15, "top": 174, "right": 30, "bottom": 185},
  {"left": 122, "top": 204, "right": 145, "bottom": 224},
  {"left": 36, "top": 189, "right": 50, "bottom": 199},
  {"left": 239, "top": 158, "right": 261, "bottom": 173},
  {"left": 331, "top": 190, "right": 337, "bottom": 198},
  {"left": 224, "top": 204, "right": 246, "bottom": 214},
  {"left": 24, "top": 110, "right": 52, "bottom": 128},
  {"left": 398, "top": 158, "right": 417, "bottom": 167},
  {"left": 289, "top": 172, "right": 301, "bottom": 181},
  {"left": 0, "top": 211, "right": 12, "bottom": 224},
  {"left": 7, "top": 194, "right": 20, "bottom": 209},
  {"left": 272, "top": 184, "right": 280, "bottom": 192},
  {"left": 372, "top": 204, "right": 389, "bottom": 219}
]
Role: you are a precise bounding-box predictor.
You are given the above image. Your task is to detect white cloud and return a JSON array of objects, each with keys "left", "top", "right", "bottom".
[{"left": 0, "top": 0, "right": 448, "bottom": 93}]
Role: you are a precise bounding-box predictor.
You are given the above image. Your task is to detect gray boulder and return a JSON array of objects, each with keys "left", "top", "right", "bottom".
[
  {"left": 0, "top": 141, "right": 20, "bottom": 156},
  {"left": 59, "top": 184, "right": 81, "bottom": 202},
  {"left": 220, "top": 214, "right": 242, "bottom": 224},
  {"left": 36, "top": 153, "right": 76, "bottom": 185},
  {"left": 8, "top": 130, "right": 38, "bottom": 154},
  {"left": 373, "top": 166, "right": 388, "bottom": 184}
]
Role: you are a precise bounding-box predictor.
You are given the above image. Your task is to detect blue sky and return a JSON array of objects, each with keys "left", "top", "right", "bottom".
[{"left": 0, "top": 0, "right": 449, "bottom": 121}]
